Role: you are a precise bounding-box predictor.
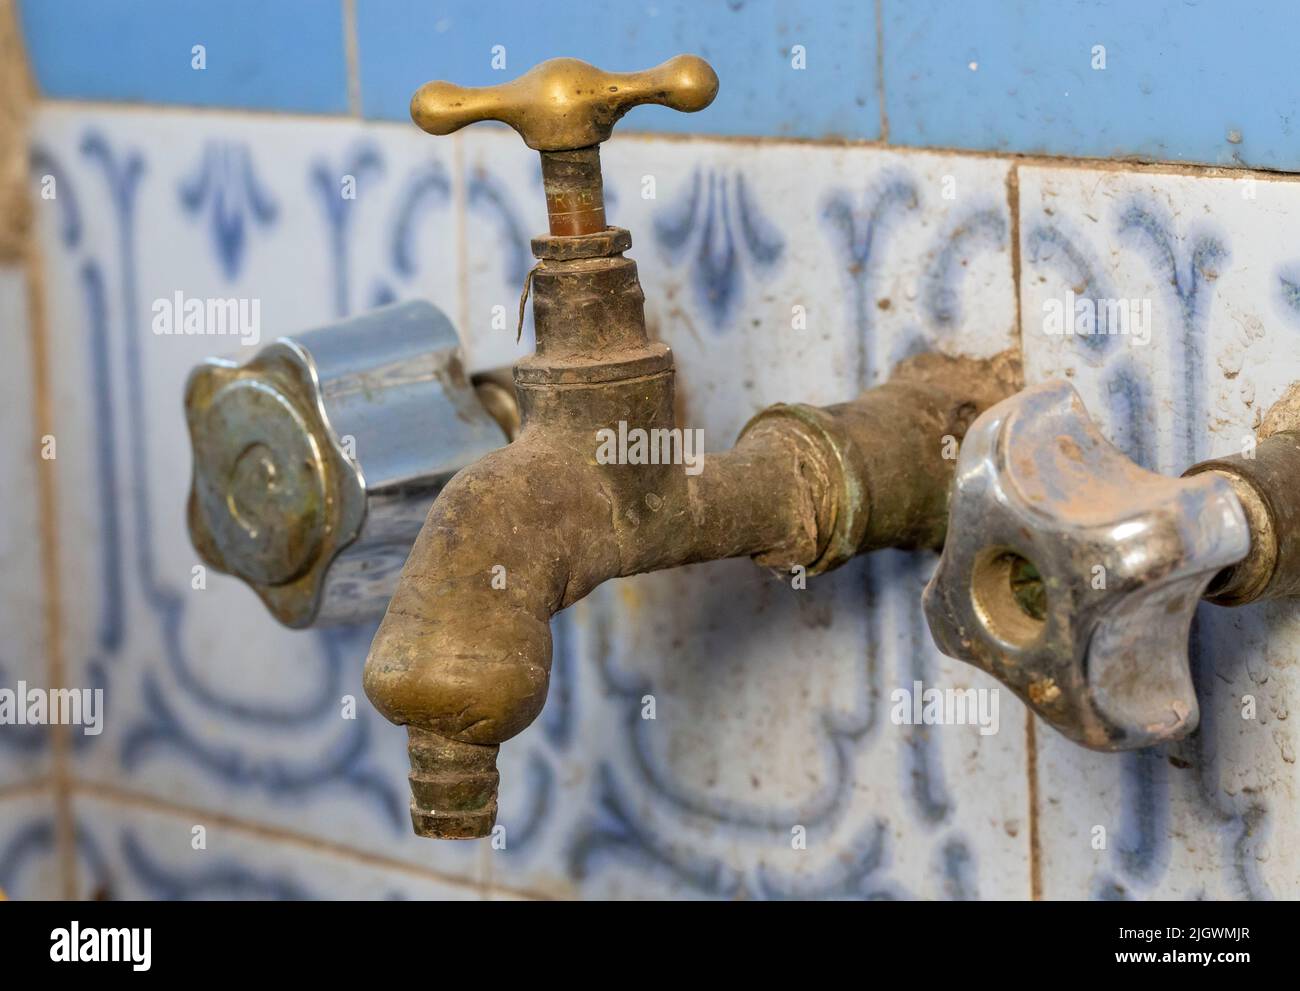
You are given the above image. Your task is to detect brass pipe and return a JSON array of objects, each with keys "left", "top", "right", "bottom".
[
  {"left": 1187, "top": 430, "right": 1300, "bottom": 605},
  {"left": 540, "top": 147, "right": 606, "bottom": 237}
]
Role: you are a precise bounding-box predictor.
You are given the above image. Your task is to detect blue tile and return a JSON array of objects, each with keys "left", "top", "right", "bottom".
[
  {"left": 883, "top": 0, "right": 1300, "bottom": 171},
  {"left": 18, "top": 0, "right": 349, "bottom": 114},
  {"left": 356, "top": 0, "right": 877, "bottom": 140}
]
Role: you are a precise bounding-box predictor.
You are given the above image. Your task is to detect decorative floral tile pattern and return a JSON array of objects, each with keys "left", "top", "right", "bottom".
[
  {"left": 27, "top": 105, "right": 481, "bottom": 889},
  {"left": 0, "top": 789, "right": 62, "bottom": 900},
  {"left": 69, "top": 792, "right": 485, "bottom": 900},
  {"left": 23, "top": 97, "right": 1299, "bottom": 901},
  {"left": 21, "top": 101, "right": 1036, "bottom": 899},
  {"left": 1018, "top": 164, "right": 1300, "bottom": 899}
]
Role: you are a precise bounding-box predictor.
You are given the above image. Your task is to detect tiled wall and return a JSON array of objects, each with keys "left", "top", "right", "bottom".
[
  {"left": 18, "top": 1, "right": 1300, "bottom": 169},
  {"left": 2, "top": 2, "right": 1298, "bottom": 900}
]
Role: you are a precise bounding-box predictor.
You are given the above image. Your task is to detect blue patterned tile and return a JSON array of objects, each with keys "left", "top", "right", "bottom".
[
  {"left": 1018, "top": 163, "right": 1300, "bottom": 899},
  {"left": 356, "top": 0, "right": 878, "bottom": 139},
  {"left": 44, "top": 93, "right": 1300, "bottom": 902},
  {"left": 27, "top": 105, "right": 480, "bottom": 884},
  {"left": 883, "top": 0, "right": 1300, "bottom": 171},
  {"left": 0, "top": 791, "right": 63, "bottom": 900},
  {"left": 69, "top": 792, "right": 485, "bottom": 900},
  {"left": 18, "top": 0, "right": 349, "bottom": 114}
]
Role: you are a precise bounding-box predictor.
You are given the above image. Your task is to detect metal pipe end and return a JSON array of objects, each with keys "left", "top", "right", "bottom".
[{"left": 406, "top": 728, "right": 500, "bottom": 840}]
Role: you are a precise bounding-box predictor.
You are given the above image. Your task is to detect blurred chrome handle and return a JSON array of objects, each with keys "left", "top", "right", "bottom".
[{"left": 185, "top": 300, "right": 516, "bottom": 628}]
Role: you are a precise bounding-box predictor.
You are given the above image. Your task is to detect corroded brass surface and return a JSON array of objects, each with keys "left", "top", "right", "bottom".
[
  {"left": 407, "top": 729, "right": 499, "bottom": 839},
  {"left": 0, "top": 0, "right": 31, "bottom": 263},
  {"left": 741, "top": 351, "right": 1022, "bottom": 576},
  {"left": 375, "top": 53, "right": 1016, "bottom": 840},
  {"left": 1183, "top": 383, "right": 1300, "bottom": 606},
  {"left": 1187, "top": 430, "right": 1300, "bottom": 606},
  {"left": 364, "top": 227, "right": 1018, "bottom": 838},
  {"left": 540, "top": 146, "right": 606, "bottom": 236},
  {"left": 410, "top": 54, "right": 719, "bottom": 151}
]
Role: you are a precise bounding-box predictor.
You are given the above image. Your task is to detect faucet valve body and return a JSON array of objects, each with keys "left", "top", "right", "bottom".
[
  {"left": 364, "top": 271, "right": 1020, "bottom": 837},
  {"left": 365, "top": 53, "right": 1022, "bottom": 840}
]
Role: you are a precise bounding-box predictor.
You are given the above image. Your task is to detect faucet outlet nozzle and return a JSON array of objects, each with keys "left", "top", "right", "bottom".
[{"left": 407, "top": 728, "right": 500, "bottom": 840}]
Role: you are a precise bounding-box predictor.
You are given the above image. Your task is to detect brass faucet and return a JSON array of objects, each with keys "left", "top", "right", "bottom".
[{"left": 363, "top": 55, "right": 1022, "bottom": 839}]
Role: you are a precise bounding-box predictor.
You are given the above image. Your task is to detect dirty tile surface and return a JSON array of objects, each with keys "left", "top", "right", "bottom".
[
  {"left": 17, "top": 97, "right": 1300, "bottom": 901},
  {"left": 1018, "top": 164, "right": 1300, "bottom": 898},
  {"left": 26, "top": 106, "right": 480, "bottom": 889},
  {"left": 0, "top": 789, "right": 62, "bottom": 900},
  {"left": 19, "top": 103, "right": 1035, "bottom": 899},
  {"left": 68, "top": 792, "right": 487, "bottom": 901}
]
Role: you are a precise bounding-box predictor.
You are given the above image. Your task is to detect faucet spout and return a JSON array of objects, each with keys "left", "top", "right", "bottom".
[{"left": 362, "top": 389, "right": 826, "bottom": 837}]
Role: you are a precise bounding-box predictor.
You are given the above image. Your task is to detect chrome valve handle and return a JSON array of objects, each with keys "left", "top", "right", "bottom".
[
  {"left": 185, "top": 300, "right": 515, "bottom": 627},
  {"left": 922, "top": 380, "right": 1251, "bottom": 750}
]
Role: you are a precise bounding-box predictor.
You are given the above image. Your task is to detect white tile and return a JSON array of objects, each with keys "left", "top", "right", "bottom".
[
  {"left": 0, "top": 788, "right": 63, "bottom": 900},
  {"left": 1018, "top": 164, "right": 1300, "bottom": 899},
  {"left": 69, "top": 792, "right": 482, "bottom": 900}
]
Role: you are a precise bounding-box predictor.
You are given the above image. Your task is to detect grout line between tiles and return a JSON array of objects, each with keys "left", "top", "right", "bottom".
[
  {"left": 874, "top": 0, "right": 888, "bottom": 144},
  {"left": 1006, "top": 161, "right": 1023, "bottom": 350},
  {"left": 24, "top": 232, "right": 78, "bottom": 901},
  {"left": 70, "top": 779, "right": 556, "bottom": 901},
  {"left": 1006, "top": 156, "right": 1039, "bottom": 900},
  {"left": 0, "top": 776, "right": 53, "bottom": 802},
  {"left": 343, "top": 0, "right": 361, "bottom": 118},
  {"left": 7, "top": 0, "right": 76, "bottom": 899},
  {"left": 28, "top": 98, "right": 1300, "bottom": 183},
  {"left": 1025, "top": 710, "right": 1042, "bottom": 900},
  {"left": 454, "top": 130, "right": 470, "bottom": 354}
]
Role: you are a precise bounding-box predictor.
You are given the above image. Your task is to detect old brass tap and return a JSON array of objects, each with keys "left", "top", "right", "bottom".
[{"left": 365, "top": 55, "right": 1022, "bottom": 839}]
